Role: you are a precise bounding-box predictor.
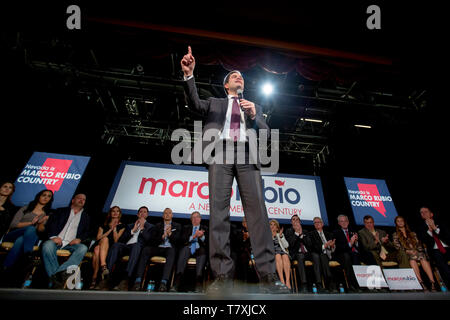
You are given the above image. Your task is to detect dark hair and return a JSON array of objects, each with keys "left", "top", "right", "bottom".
[
  {"left": 105, "top": 206, "right": 122, "bottom": 225},
  {"left": 24, "top": 189, "right": 54, "bottom": 214},
  {"left": 0, "top": 181, "right": 16, "bottom": 204},
  {"left": 363, "top": 215, "right": 374, "bottom": 221},
  {"left": 138, "top": 206, "right": 149, "bottom": 213}
]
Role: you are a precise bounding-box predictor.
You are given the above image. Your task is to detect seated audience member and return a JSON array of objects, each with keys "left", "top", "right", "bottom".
[
  {"left": 232, "top": 217, "right": 254, "bottom": 283},
  {"left": 416, "top": 206, "right": 450, "bottom": 288},
  {"left": 108, "top": 206, "right": 154, "bottom": 291},
  {"left": 308, "top": 216, "right": 337, "bottom": 293},
  {"left": 285, "top": 214, "right": 312, "bottom": 293},
  {"left": 41, "top": 193, "right": 90, "bottom": 289},
  {"left": 1, "top": 189, "right": 53, "bottom": 274},
  {"left": 0, "top": 181, "right": 17, "bottom": 239},
  {"left": 393, "top": 216, "right": 437, "bottom": 292},
  {"left": 358, "top": 215, "right": 409, "bottom": 268},
  {"left": 90, "top": 206, "right": 126, "bottom": 290},
  {"left": 332, "top": 214, "right": 362, "bottom": 292},
  {"left": 132, "top": 208, "right": 181, "bottom": 292},
  {"left": 270, "top": 219, "right": 291, "bottom": 290},
  {"left": 171, "top": 211, "right": 208, "bottom": 292}
]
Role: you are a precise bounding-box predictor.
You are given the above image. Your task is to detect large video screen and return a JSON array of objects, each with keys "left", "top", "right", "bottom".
[
  {"left": 104, "top": 161, "right": 328, "bottom": 225},
  {"left": 344, "top": 177, "right": 398, "bottom": 226}
]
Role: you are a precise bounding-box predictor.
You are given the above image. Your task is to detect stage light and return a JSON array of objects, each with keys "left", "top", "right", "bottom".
[
  {"left": 262, "top": 83, "right": 274, "bottom": 96},
  {"left": 354, "top": 124, "right": 372, "bottom": 129},
  {"left": 301, "top": 118, "right": 323, "bottom": 123}
]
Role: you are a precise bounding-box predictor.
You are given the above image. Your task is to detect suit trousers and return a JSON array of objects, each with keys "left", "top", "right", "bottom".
[
  {"left": 291, "top": 252, "right": 312, "bottom": 285},
  {"left": 135, "top": 246, "right": 176, "bottom": 282},
  {"left": 311, "top": 252, "right": 333, "bottom": 285},
  {"left": 208, "top": 161, "right": 275, "bottom": 279},
  {"left": 430, "top": 249, "right": 450, "bottom": 287},
  {"left": 107, "top": 242, "right": 143, "bottom": 278},
  {"left": 175, "top": 245, "right": 207, "bottom": 278},
  {"left": 335, "top": 251, "right": 361, "bottom": 288}
]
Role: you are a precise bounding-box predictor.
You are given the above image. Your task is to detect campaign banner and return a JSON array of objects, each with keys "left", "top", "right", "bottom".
[
  {"left": 11, "top": 152, "right": 91, "bottom": 209},
  {"left": 344, "top": 177, "right": 398, "bottom": 226},
  {"left": 104, "top": 161, "right": 328, "bottom": 224},
  {"left": 382, "top": 268, "right": 422, "bottom": 291},
  {"left": 352, "top": 265, "right": 389, "bottom": 288}
]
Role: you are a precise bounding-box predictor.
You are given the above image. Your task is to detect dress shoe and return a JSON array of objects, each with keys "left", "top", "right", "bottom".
[
  {"left": 259, "top": 273, "right": 291, "bottom": 294},
  {"left": 113, "top": 279, "right": 129, "bottom": 291},
  {"left": 131, "top": 281, "right": 142, "bottom": 291},
  {"left": 206, "top": 274, "right": 233, "bottom": 294},
  {"left": 158, "top": 281, "right": 168, "bottom": 292},
  {"left": 299, "top": 284, "right": 309, "bottom": 294}
]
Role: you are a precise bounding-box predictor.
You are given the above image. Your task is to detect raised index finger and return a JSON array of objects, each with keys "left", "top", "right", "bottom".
[{"left": 188, "top": 46, "right": 192, "bottom": 55}]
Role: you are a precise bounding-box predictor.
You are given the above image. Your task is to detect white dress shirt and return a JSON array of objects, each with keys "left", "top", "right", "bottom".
[
  {"left": 184, "top": 75, "right": 247, "bottom": 142},
  {"left": 57, "top": 208, "right": 83, "bottom": 248}
]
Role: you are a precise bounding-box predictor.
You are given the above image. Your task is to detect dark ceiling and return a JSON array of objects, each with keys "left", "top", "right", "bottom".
[{"left": 1, "top": 1, "right": 448, "bottom": 226}]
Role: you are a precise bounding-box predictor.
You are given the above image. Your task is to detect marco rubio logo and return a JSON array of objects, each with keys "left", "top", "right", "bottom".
[
  {"left": 12, "top": 152, "right": 90, "bottom": 209},
  {"left": 344, "top": 177, "right": 398, "bottom": 226},
  {"left": 382, "top": 269, "right": 422, "bottom": 290},
  {"left": 104, "top": 161, "right": 328, "bottom": 224}
]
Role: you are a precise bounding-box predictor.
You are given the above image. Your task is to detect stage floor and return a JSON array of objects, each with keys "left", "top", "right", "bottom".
[{"left": 1, "top": 288, "right": 449, "bottom": 300}]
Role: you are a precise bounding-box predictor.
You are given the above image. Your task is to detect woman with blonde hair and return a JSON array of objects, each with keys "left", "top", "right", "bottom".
[
  {"left": 269, "top": 219, "right": 291, "bottom": 290},
  {"left": 393, "top": 216, "right": 437, "bottom": 292}
]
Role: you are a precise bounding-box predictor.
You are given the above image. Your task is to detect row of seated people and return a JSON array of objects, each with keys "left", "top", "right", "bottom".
[
  {"left": 270, "top": 213, "right": 449, "bottom": 293},
  {"left": 1, "top": 182, "right": 450, "bottom": 293}
]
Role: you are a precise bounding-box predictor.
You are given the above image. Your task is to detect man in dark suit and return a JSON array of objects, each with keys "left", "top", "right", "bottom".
[
  {"left": 285, "top": 214, "right": 312, "bottom": 293},
  {"left": 41, "top": 193, "right": 91, "bottom": 289},
  {"left": 171, "top": 211, "right": 208, "bottom": 292},
  {"left": 181, "top": 46, "right": 288, "bottom": 294},
  {"left": 417, "top": 206, "right": 450, "bottom": 287},
  {"left": 332, "top": 214, "right": 362, "bottom": 292},
  {"left": 107, "top": 206, "right": 154, "bottom": 291},
  {"left": 132, "top": 208, "right": 181, "bottom": 292},
  {"left": 308, "top": 216, "right": 337, "bottom": 293}
]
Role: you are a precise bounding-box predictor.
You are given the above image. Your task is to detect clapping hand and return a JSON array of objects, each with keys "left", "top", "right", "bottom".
[{"left": 426, "top": 218, "right": 437, "bottom": 231}]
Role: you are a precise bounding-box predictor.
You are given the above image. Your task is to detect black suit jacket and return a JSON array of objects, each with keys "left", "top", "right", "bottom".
[
  {"left": 333, "top": 228, "right": 360, "bottom": 255},
  {"left": 46, "top": 206, "right": 91, "bottom": 244},
  {"left": 285, "top": 227, "right": 312, "bottom": 255},
  {"left": 183, "top": 77, "right": 270, "bottom": 167},
  {"left": 308, "top": 229, "right": 335, "bottom": 254},
  {"left": 148, "top": 220, "right": 182, "bottom": 248},
  {"left": 120, "top": 221, "right": 154, "bottom": 245},
  {"left": 180, "top": 224, "right": 208, "bottom": 249},
  {"left": 417, "top": 220, "right": 450, "bottom": 252}
]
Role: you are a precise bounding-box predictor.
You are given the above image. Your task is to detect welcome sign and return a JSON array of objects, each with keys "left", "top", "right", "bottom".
[
  {"left": 104, "top": 161, "right": 328, "bottom": 224},
  {"left": 12, "top": 152, "right": 91, "bottom": 209},
  {"left": 344, "top": 177, "right": 398, "bottom": 226}
]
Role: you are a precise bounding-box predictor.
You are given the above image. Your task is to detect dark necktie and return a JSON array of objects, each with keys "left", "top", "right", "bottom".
[
  {"left": 432, "top": 231, "right": 447, "bottom": 254},
  {"left": 230, "top": 97, "right": 240, "bottom": 141}
]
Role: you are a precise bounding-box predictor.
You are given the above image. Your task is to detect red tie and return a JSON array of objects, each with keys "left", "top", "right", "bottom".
[
  {"left": 345, "top": 230, "right": 356, "bottom": 252},
  {"left": 432, "top": 232, "right": 447, "bottom": 254},
  {"left": 230, "top": 97, "right": 241, "bottom": 141}
]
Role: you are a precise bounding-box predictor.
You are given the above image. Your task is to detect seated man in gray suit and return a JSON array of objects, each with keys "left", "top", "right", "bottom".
[
  {"left": 106, "top": 206, "right": 153, "bottom": 291},
  {"left": 358, "top": 215, "right": 409, "bottom": 268}
]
